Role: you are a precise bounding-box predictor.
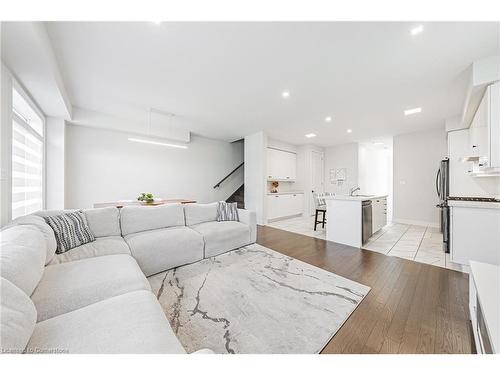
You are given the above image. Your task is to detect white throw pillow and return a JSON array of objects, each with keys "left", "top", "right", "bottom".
[{"left": 0, "top": 277, "right": 37, "bottom": 354}]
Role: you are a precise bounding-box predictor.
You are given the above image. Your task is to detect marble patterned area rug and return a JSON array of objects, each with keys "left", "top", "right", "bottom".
[{"left": 148, "top": 244, "right": 370, "bottom": 354}]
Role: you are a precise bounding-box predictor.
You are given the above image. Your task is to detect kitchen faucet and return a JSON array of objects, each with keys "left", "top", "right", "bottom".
[{"left": 350, "top": 186, "right": 360, "bottom": 196}]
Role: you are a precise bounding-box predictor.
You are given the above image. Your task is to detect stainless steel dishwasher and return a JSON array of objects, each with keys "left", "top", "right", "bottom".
[{"left": 362, "top": 200, "right": 373, "bottom": 245}]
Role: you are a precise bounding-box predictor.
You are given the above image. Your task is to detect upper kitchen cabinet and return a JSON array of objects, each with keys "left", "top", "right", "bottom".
[
  {"left": 489, "top": 81, "right": 500, "bottom": 168},
  {"left": 267, "top": 147, "right": 297, "bottom": 181},
  {"left": 465, "top": 81, "right": 500, "bottom": 175},
  {"left": 469, "top": 86, "right": 489, "bottom": 163}
]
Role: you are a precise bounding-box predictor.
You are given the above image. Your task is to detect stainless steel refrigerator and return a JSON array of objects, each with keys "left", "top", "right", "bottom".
[{"left": 435, "top": 158, "right": 449, "bottom": 253}]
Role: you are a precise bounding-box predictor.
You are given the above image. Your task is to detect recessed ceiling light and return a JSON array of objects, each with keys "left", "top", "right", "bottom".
[
  {"left": 346, "top": 129, "right": 352, "bottom": 133},
  {"left": 325, "top": 116, "right": 332, "bottom": 122},
  {"left": 404, "top": 107, "right": 422, "bottom": 116},
  {"left": 410, "top": 25, "right": 424, "bottom": 36},
  {"left": 305, "top": 133, "right": 317, "bottom": 138},
  {"left": 281, "top": 91, "right": 290, "bottom": 98}
]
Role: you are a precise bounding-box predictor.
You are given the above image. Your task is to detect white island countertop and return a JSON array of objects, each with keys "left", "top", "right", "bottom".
[
  {"left": 470, "top": 261, "right": 500, "bottom": 353},
  {"left": 267, "top": 191, "right": 304, "bottom": 196},
  {"left": 448, "top": 200, "right": 500, "bottom": 210},
  {"left": 325, "top": 194, "right": 388, "bottom": 201}
]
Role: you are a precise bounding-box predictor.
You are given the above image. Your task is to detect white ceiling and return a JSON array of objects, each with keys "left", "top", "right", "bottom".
[{"left": 45, "top": 22, "right": 499, "bottom": 146}]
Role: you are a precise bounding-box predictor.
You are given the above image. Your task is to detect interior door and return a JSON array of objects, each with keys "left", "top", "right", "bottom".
[{"left": 310, "top": 150, "right": 324, "bottom": 215}]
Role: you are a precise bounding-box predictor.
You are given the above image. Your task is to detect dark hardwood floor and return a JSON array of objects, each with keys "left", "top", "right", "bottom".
[{"left": 257, "top": 225, "right": 475, "bottom": 354}]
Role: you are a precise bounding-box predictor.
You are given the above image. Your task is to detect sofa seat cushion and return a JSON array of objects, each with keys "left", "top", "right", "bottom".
[
  {"left": 0, "top": 224, "right": 46, "bottom": 296},
  {"left": 125, "top": 226, "right": 204, "bottom": 276},
  {"left": 32, "top": 254, "right": 150, "bottom": 322},
  {"left": 27, "top": 290, "right": 186, "bottom": 354},
  {"left": 47, "top": 236, "right": 130, "bottom": 265},
  {"left": 1, "top": 278, "right": 37, "bottom": 354},
  {"left": 190, "top": 221, "right": 251, "bottom": 258}
]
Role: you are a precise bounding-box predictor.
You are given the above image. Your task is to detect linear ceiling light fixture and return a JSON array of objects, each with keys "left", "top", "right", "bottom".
[
  {"left": 128, "top": 137, "right": 188, "bottom": 149},
  {"left": 404, "top": 107, "right": 422, "bottom": 116},
  {"left": 127, "top": 108, "right": 188, "bottom": 149},
  {"left": 305, "top": 133, "right": 317, "bottom": 138}
]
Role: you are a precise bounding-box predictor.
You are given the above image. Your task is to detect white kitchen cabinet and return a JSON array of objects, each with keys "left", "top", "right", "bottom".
[
  {"left": 371, "top": 196, "right": 387, "bottom": 233},
  {"left": 469, "top": 86, "right": 490, "bottom": 163},
  {"left": 267, "top": 148, "right": 297, "bottom": 181},
  {"left": 267, "top": 193, "right": 303, "bottom": 220},
  {"left": 489, "top": 81, "right": 500, "bottom": 168},
  {"left": 466, "top": 81, "right": 500, "bottom": 173},
  {"left": 450, "top": 203, "right": 500, "bottom": 266}
]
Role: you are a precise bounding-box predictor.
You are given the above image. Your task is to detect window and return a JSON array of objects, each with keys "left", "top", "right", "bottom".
[{"left": 11, "top": 86, "right": 45, "bottom": 219}]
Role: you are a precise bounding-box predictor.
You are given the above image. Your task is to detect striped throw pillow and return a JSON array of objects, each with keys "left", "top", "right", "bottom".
[
  {"left": 44, "top": 211, "right": 95, "bottom": 254},
  {"left": 216, "top": 202, "right": 239, "bottom": 222}
]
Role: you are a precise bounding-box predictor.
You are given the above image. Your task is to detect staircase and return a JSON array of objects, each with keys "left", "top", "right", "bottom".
[
  {"left": 213, "top": 162, "right": 245, "bottom": 209},
  {"left": 226, "top": 184, "right": 244, "bottom": 209}
]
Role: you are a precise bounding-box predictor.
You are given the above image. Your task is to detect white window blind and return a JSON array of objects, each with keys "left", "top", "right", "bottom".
[{"left": 11, "top": 88, "right": 45, "bottom": 220}]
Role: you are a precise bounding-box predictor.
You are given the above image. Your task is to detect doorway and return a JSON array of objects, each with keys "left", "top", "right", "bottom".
[{"left": 310, "top": 150, "right": 324, "bottom": 216}]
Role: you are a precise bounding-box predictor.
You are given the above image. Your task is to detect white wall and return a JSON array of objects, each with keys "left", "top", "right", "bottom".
[
  {"left": 244, "top": 131, "right": 267, "bottom": 225},
  {"left": 46, "top": 117, "right": 65, "bottom": 209},
  {"left": 358, "top": 141, "right": 393, "bottom": 220},
  {"left": 65, "top": 124, "right": 244, "bottom": 209},
  {"left": 448, "top": 129, "right": 500, "bottom": 197},
  {"left": 324, "top": 142, "right": 358, "bottom": 195},
  {"left": 393, "top": 128, "right": 448, "bottom": 227}
]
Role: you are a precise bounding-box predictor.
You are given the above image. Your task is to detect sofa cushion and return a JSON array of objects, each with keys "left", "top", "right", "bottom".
[
  {"left": 0, "top": 278, "right": 37, "bottom": 354},
  {"left": 27, "top": 290, "right": 186, "bottom": 354},
  {"left": 44, "top": 210, "right": 96, "bottom": 254},
  {"left": 9, "top": 215, "right": 58, "bottom": 265},
  {"left": 0, "top": 225, "right": 46, "bottom": 296},
  {"left": 32, "top": 254, "right": 151, "bottom": 322},
  {"left": 36, "top": 208, "right": 121, "bottom": 238},
  {"left": 238, "top": 209, "right": 257, "bottom": 243},
  {"left": 47, "top": 236, "right": 131, "bottom": 265},
  {"left": 216, "top": 201, "right": 239, "bottom": 222},
  {"left": 125, "top": 226, "right": 204, "bottom": 276},
  {"left": 83, "top": 207, "right": 121, "bottom": 238},
  {"left": 184, "top": 202, "right": 217, "bottom": 226},
  {"left": 120, "top": 204, "right": 185, "bottom": 236},
  {"left": 191, "top": 221, "right": 251, "bottom": 258}
]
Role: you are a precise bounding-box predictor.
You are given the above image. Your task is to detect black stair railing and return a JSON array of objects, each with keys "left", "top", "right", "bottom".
[{"left": 213, "top": 162, "right": 244, "bottom": 189}]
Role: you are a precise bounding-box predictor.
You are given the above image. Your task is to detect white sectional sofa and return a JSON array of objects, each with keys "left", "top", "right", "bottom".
[{"left": 0, "top": 203, "right": 256, "bottom": 354}]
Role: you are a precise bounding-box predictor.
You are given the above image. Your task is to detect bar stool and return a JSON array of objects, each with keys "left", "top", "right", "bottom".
[{"left": 313, "top": 192, "right": 329, "bottom": 231}]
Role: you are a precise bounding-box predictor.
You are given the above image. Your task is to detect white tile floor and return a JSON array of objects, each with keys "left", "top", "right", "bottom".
[{"left": 266, "top": 215, "right": 469, "bottom": 273}]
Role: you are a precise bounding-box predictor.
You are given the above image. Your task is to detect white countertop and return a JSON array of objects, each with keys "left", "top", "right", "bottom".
[
  {"left": 470, "top": 261, "right": 500, "bottom": 353},
  {"left": 267, "top": 191, "right": 304, "bottom": 195},
  {"left": 448, "top": 200, "right": 500, "bottom": 209},
  {"left": 325, "top": 194, "right": 388, "bottom": 202}
]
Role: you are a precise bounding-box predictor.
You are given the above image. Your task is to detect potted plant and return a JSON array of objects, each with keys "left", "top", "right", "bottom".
[{"left": 137, "top": 192, "right": 155, "bottom": 205}]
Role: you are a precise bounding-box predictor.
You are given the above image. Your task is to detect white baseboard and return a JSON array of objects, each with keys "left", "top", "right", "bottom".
[{"left": 392, "top": 218, "right": 440, "bottom": 228}]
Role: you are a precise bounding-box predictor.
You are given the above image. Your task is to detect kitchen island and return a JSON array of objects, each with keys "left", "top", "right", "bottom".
[{"left": 325, "top": 195, "right": 388, "bottom": 248}]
